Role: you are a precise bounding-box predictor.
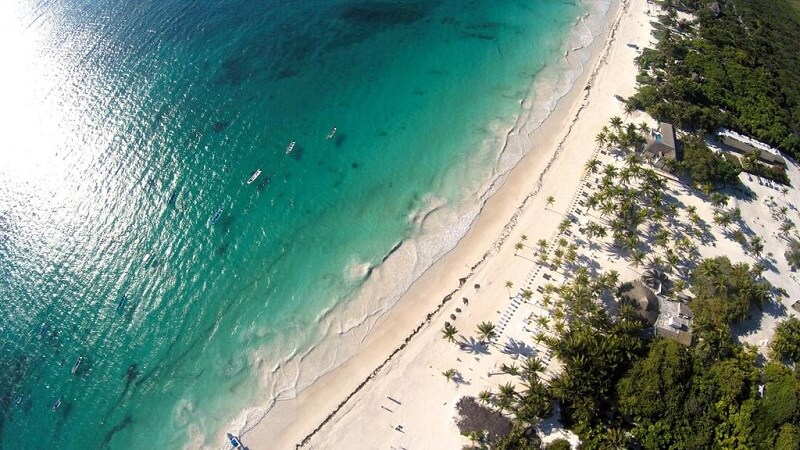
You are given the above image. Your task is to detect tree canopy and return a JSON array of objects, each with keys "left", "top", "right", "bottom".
[
  {"left": 628, "top": 0, "right": 800, "bottom": 156},
  {"left": 770, "top": 317, "right": 800, "bottom": 363},
  {"left": 689, "top": 256, "right": 771, "bottom": 333},
  {"left": 680, "top": 134, "right": 740, "bottom": 186}
]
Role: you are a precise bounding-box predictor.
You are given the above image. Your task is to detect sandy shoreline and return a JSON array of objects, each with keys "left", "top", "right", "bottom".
[{"left": 242, "top": 0, "right": 651, "bottom": 447}]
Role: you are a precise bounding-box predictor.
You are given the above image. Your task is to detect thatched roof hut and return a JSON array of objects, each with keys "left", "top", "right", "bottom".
[{"left": 620, "top": 280, "right": 660, "bottom": 326}]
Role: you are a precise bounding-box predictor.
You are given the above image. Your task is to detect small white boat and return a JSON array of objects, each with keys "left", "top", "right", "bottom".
[
  {"left": 286, "top": 141, "right": 296, "bottom": 155},
  {"left": 327, "top": 127, "right": 337, "bottom": 140},
  {"left": 247, "top": 169, "right": 262, "bottom": 184}
]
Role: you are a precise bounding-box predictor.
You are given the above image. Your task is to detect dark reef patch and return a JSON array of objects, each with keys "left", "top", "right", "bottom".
[
  {"left": 212, "top": 120, "right": 230, "bottom": 133},
  {"left": 339, "top": 2, "right": 429, "bottom": 26}
]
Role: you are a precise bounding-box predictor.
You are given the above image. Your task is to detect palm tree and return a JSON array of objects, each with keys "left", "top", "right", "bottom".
[
  {"left": 625, "top": 153, "right": 641, "bottom": 171},
  {"left": 521, "top": 234, "right": 528, "bottom": 242},
  {"left": 538, "top": 252, "right": 548, "bottom": 266},
  {"left": 478, "top": 390, "right": 493, "bottom": 405},
  {"left": 710, "top": 192, "right": 728, "bottom": 209},
  {"left": 500, "top": 363, "right": 520, "bottom": 376},
  {"left": 752, "top": 262, "right": 766, "bottom": 277},
  {"left": 654, "top": 229, "right": 670, "bottom": 249},
  {"left": 698, "top": 259, "right": 720, "bottom": 279},
  {"left": 498, "top": 382, "right": 517, "bottom": 401},
  {"left": 607, "top": 132, "right": 620, "bottom": 149},
  {"left": 666, "top": 250, "right": 680, "bottom": 271},
  {"left": 714, "top": 212, "right": 732, "bottom": 230},
  {"left": 546, "top": 195, "right": 556, "bottom": 209},
  {"left": 619, "top": 168, "right": 633, "bottom": 186},
  {"left": 647, "top": 255, "right": 665, "bottom": 272},
  {"left": 604, "top": 270, "right": 620, "bottom": 289},
  {"left": 441, "top": 323, "right": 458, "bottom": 343},
  {"left": 638, "top": 121, "right": 650, "bottom": 135},
  {"left": 536, "top": 316, "right": 550, "bottom": 329},
  {"left": 584, "top": 157, "right": 601, "bottom": 174},
  {"left": 603, "top": 163, "right": 618, "bottom": 179},
  {"left": 588, "top": 221, "right": 607, "bottom": 242},
  {"left": 595, "top": 132, "right": 607, "bottom": 149},
  {"left": 565, "top": 246, "right": 578, "bottom": 267},
  {"left": 558, "top": 219, "right": 572, "bottom": 234},
  {"left": 521, "top": 289, "right": 533, "bottom": 302},
  {"left": 536, "top": 239, "right": 548, "bottom": 254},
  {"left": 712, "top": 276, "right": 729, "bottom": 296},
  {"left": 630, "top": 250, "right": 645, "bottom": 267},
  {"left": 476, "top": 321, "right": 497, "bottom": 342},
  {"left": 514, "top": 242, "right": 524, "bottom": 255},
  {"left": 625, "top": 122, "right": 639, "bottom": 140},
  {"left": 521, "top": 357, "right": 545, "bottom": 381},
  {"left": 730, "top": 206, "right": 742, "bottom": 222},
  {"left": 505, "top": 280, "right": 514, "bottom": 298},
  {"left": 609, "top": 116, "right": 623, "bottom": 132},
  {"left": 624, "top": 102, "right": 636, "bottom": 117},
  {"left": 442, "top": 368, "right": 457, "bottom": 383},
  {"left": 749, "top": 235, "right": 764, "bottom": 258}
]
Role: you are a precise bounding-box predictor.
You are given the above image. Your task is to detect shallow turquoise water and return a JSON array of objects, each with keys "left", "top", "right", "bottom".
[{"left": 0, "top": 0, "right": 589, "bottom": 447}]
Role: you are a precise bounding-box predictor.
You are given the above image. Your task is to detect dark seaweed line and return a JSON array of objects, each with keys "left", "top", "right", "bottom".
[
  {"left": 295, "top": 1, "right": 629, "bottom": 446},
  {"left": 295, "top": 269, "right": 486, "bottom": 448}
]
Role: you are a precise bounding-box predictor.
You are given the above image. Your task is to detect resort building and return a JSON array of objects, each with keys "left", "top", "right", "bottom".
[
  {"left": 717, "top": 128, "right": 786, "bottom": 169},
  {"left": 643, "top": 122, "right": 681, "bottom": 170},
  {"left": 654, "top": 299, "right": 693, "bottom": 346},
  {"left": 620, "top": 279, "right": 694, "bottom": 346}
]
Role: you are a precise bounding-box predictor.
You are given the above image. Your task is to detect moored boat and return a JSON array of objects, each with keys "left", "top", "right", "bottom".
[
  {"left": 210, "top": 208, "right": 223, "bottom": 224},
  {"left": 71, "top": 356, "right": 82, "bottom": 375},
  {"left": 247, "top": 169, "right": 262, "bottom": 184},
  {"left": 285, "top": 140, "right": 296, "bottom": 154}
]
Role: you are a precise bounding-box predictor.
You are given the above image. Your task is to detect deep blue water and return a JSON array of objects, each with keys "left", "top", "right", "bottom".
[{"left": 0, "top": 0, "right": 589, "bottom": 447}]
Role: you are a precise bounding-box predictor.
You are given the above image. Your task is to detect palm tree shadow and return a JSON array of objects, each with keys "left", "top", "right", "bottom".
[
  {"left": 732, "top": 297, "right": 788, "bottom": 344},
  {"left": 458, "top": 336, "right": 491, "bottom": 355},
  {"left": 500, "top": 338, "right": 535, "bottom": 358},
  {"left": 452, "top": 371, "right": 470, "bottom": 387}
]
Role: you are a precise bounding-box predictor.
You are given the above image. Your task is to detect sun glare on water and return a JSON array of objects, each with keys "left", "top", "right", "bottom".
[
  {"left": 0, "top": 3, "right": 65, "bottom": 180},
  {"left": 0, "top": 1, "right": 124, "bottom": 238}
]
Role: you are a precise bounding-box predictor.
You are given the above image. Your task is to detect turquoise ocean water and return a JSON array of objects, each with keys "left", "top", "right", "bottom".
[{"left": 0, "top": 0, "right": 606, "bottom": 447}]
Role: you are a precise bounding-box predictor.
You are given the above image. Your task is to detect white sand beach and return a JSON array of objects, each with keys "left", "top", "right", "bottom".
[{"left": 242, "top": 0, "right": 658, "bottom": 448}]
